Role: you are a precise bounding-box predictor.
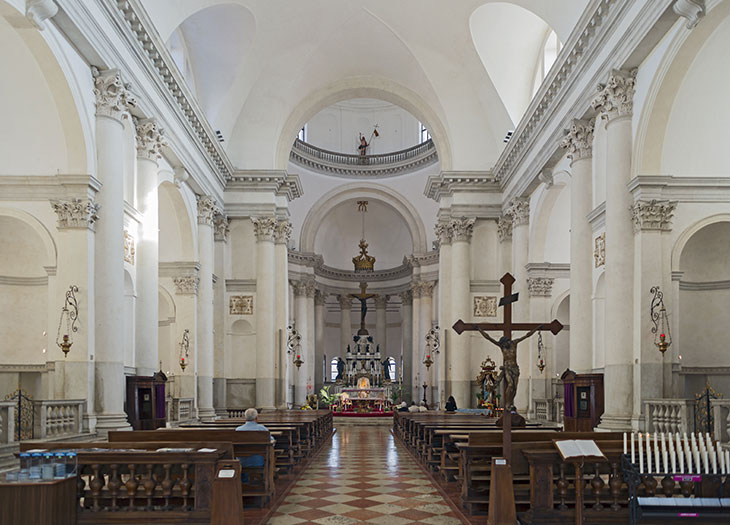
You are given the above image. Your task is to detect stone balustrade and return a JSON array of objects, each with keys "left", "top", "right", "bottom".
[
  {"left": 532, "top": 398, "right": 565, "bottom": 424},
  {"left": 711, "top": 399, "right": 730, "bottom": 443},
  {"left": 34, "top": 399, "right": 85, "bottom": 438},
  {"left": 166, "top": 397, "right": 195, "bottom": 422},
  {"left": 0, "top": 400, "right": 16, "bottom": 443},
  {"left": 644, "top": 398, "right": 694, "bottom": 434}
]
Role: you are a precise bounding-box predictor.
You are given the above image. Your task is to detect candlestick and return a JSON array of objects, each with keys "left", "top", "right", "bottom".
[
  {"left": 631, "top": 432, "right": 636, "bottom": 463},
  {"left": 639, "top": 432, "right": 644, "bottom": 474},
  {"left": 646, "top": 432, "right": 652, "bottom": 473},
  {"left": 677, "top": 434, "right": 684, "bottom": 473},
  {"left": 624, "top": 432, "right": 627, "bottom": 455}
]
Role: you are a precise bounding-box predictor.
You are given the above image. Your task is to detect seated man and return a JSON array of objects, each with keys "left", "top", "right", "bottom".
[
  {"left": 407, "top": 401, "right": 419, "bottom": 413},
  {"left": 418, "top": 401, "right": 428, "bottom": 412},
  {"left": 235, "top": 408, "right": 270, "bottom": 482},
  {"left": 397, "top": 401, "right": 409, "bottom": 412}
]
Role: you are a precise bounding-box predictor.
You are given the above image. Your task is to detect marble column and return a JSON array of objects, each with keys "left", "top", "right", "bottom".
[
  {"left": 632, "top": 200, "right": 677, "bottom": 400},
  {"left": 375, "top": 295, "right": 389, "bottom": 355},
  {"left": 92, "top": 69, "right": 135, "bottom": 433},
  {"left": 196, "top": 196, "right": 219, "bottom": 421},
  {"left": 213, "top": 213, "right": 229, "bottom": 415},
  {"left": 252, "top": 217, "right": 277, "bottom": 409},
  {"left": 338, "top": 294, "right": 352, "bottom": 356},
  {"left": 419, "top": 282, "right": 434, "bottom": 405},
  {"left": 49, "top": 197, "right": 98, "bottom": 422},
  {"left": 314, "top": 290, "right": 326, "bottom": 388},
  {"left": 134, "top": 118, "right": 164, "bottom": 376},
  {"left": 274, "top": 219, "right": 292, "bottom": 407},
  {"left": 411, "top": 282, "right": 422, "bottom": 402},
  {"left": 497, "top": 215, "right": 513, "bottom": 275},
  {"left": 450, "top": 218, "right": 475, "bottom": 408},
  {"left": 435, "top": 223, "right": 452, "bottom": 408},
  {"left": 399, "top": 290, "right": 413, "bottom": 400},
  {"left": 561, "top": 118, "right": 595, "bottom": 373},
  {"left": 293, "top": 278, "right": 315, "bottom": 405},
  {"left": 592, "top": 69, "right": 636, "bottom": 430},
  {"left": 507, "top": 200, "right": 530, "bottom": 412}
]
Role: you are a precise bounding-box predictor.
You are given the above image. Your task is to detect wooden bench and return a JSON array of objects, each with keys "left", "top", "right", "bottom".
[{"left": 109, "top": 429, "right": 275, "bottom": 507}]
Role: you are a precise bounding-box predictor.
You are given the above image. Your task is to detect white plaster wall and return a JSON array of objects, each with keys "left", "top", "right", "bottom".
[
  {"left": 662, "top": 15, "right": 730, "bottom": 176},
  {"left": 229, "top": 219, "right": 257, "bottom": 280}
]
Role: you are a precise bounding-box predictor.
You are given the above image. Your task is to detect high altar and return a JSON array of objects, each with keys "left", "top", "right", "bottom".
[{"left": 334, "top": 333, "right": 392, "bottom": 412}]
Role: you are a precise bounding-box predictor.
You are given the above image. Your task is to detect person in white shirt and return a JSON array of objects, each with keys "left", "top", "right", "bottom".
[
  {"left": 407, "top": 401, "right": 419, "bottom": 413},
  {"left": 418, "top": 401, "right": 428, "bottom": 412},
  {"left": 235, "top": 408, "right": 270, "bottom": 481}
]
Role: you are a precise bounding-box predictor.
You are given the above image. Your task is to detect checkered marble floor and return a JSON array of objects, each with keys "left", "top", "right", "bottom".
[{"left": 267, "top": 425, "right": 464, "bottom": 524}]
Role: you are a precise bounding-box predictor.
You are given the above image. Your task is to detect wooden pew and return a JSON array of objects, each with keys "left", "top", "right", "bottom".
[
  {"left": 21, "top": 441, "right": 241, "bottom": 523},
  {"left": 109, "top": 429, "right": 275, "bottom": 506},
  {"left": 456, "top": 432, "right": 624, "bottom": 515}
]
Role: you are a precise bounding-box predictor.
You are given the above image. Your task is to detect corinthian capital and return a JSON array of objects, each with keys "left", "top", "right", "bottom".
[
  {"left": 497, "top": 215, "right": 512, "bottom": 242},
  {"left": 213, "top": 213, "right": 230, "bottom": 242},
  {"left": 50, "top": 198, "right": 100, "bottom": 231},
  {"left": 251, "top": 216, "right": 277, "bottom": 242},
  {"left": 135, "top": 117, "right": 166, "bottom": 161},
  {"left": 197, "top": 196, "right": 220, "bottom": 226},
  {"left": 92, "top": 68, "right": 136, "bottom": 120},
  {"left": 292, "top": 277, "right": 316, "bottom": 298},
  {"left": 314, "top": 289, "right": 327, "bottom": 306},
  {"left": 398, "top": 289, "right": 413, "bottom": 305},
  {"left": 631, "top": 200, "right": 678, "bottom": 233},
  {"left": 375, "top": 295, "right": 390, "bottom": 309},
  {"left": 274, "top": 219, "right": 292, "bottom": 245},
  {"left": 337, "top": 294, "right": 352, "bottom": 309},
  {"left": 434, "top": 222, "right": 451, "bottom": 247},
  {"left": 506, "top": 198, "right": 530, "bottom": 226},
  {"left": 449, "top": 217, "right": 475, "bottom": 243},
  {"left": 560, "top": 118, "right": 594, "bottom": 162},
  {"left": 592, "top": 69, "right": 637, "bottom": 122},
  {"left": 528, "top": 277, "right": 554, "bottom": 297}
]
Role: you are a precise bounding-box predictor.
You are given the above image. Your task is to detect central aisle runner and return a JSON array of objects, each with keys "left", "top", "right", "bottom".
[{"left": 268, "top": 425, "right": 463, "bottom": 524}]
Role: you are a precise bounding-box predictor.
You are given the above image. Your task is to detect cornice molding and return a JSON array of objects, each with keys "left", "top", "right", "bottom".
[
  {"left": 159, "top": 261, "right": 199, "bottom": 279},
  {"left": 425, "top": 171, "right": 498, "bottom": 201},
  {"left": 404, "top": 251, "right": 439, "bottom": 268},
  {"left": 0, "top": 275, "right": 48, "bottom": 286},
  {"left": 0, "top": 175, "right": 101, "bottom": 201},
  {"left": 288, "top": 250, "right": 415, "bottom": 283},
  {"left": 526, "top": 262, "right": 571, "bottom": 280},
  {"left": 628, "top": 175, "right": 730, "bottom": 203},
  {"left": 679, "top": 279, "right": 730, "bottom": 291},
  {"left": 225, "top": 279, "right": 256, "bottom": 293},
  {"left": 228, "top": 171, "right": 303, "bottom": 201}
]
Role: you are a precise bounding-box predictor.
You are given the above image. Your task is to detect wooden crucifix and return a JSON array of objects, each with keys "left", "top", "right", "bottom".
[
  {"left": 350, "top": 282, "right": 378, "bottom": 336},
  {"left": 453, "top": 272, "right": 563, "bottom": 461}
]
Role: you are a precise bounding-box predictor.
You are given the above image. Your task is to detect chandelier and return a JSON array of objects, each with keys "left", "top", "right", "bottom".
[{"left": 352, "top": 200, "right": 375, "bottom": 273}]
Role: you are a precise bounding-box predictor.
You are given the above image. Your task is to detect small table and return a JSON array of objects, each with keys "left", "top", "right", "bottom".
[{"left": 0, "top": 476, "right": 77, "bottom": 524}]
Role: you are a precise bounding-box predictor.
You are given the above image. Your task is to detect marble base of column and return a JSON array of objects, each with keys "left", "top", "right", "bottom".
[
  {"left": 94, "top": 361, "right": 130, "bottom": 434},
  {"left": 197, "top": 376, "right": 215, "bottom": 421},
  {"left": 597, "top": 362, "right": 634, "bottom": 430},
  {"left": 213, "top": 377, "right": 227, "bottom": 416}
]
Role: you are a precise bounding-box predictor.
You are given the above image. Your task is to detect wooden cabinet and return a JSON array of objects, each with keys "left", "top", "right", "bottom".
[
  {"left": 561, "top": 369, "right": 604, "bottom": 432},
  {"left": 125, "top": 371, "right": 167, "bottom": 430}
]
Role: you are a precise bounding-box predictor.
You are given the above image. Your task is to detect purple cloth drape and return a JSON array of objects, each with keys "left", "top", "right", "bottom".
[
  {"left": 564, "top": 383, "right": 574, "bottom": 418},
  {"left": 156, "top": 384, "right": 166, "bottom": 419}
]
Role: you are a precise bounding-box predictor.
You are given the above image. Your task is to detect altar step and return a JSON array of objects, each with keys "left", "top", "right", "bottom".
[{"left": 334, "top": 417, "right": 393, "bottom": 426}]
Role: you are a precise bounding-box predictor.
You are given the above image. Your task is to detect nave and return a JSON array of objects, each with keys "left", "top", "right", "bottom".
[{"left": 267, "top": 426, "right": 463, "bottom": 525}]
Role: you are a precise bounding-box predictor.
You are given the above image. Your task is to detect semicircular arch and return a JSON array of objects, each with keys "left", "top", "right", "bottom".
[
  {"left": 275, "top": 78, "right": 452, "bottom": 172},
  {"left": 299, "top": 182, "right": 429, "bottom": 256},
  {"left": 0, "top": 207, "right": 57, "bottom": 268},
  {"left": 672, "top": 214, "right": 730, "bottom": 272}
]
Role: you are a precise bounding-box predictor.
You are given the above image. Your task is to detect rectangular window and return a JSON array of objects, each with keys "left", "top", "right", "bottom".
[
  {"left": 298, "top": 125, "right": 307, "bottom": 142},
  {"left": 419, "top": 122, "right": 431, "bottom": 143}
]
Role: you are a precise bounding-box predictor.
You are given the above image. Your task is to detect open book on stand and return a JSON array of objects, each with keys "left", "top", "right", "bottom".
[{"left": 553, "top": 439, "right": 606, "bottom": 462}]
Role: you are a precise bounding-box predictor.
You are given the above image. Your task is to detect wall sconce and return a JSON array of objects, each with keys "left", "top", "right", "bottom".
[
  {"left": 536, "top": 331, "right": 546, "bottom": 373},
  {"left": 287, "top": 325, "right": 303, "bottom": 369},
  {"left": 650, "top": 286, "right": 672, "bottom": 354},
  {"left": 55, "top": 285, "right": 79, "bottom": 358},
  {"left": 179, "top": 329, "right": 190, "bottom": 370}
]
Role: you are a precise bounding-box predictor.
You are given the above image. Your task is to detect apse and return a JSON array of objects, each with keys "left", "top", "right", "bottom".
[{"left": 312, "top": 199, "right": 413, "bottom": 270}]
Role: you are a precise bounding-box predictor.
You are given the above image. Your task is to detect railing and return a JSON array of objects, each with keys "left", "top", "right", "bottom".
[
  {"left": 290, "top": 138, "right": 438, "bottom": 176},
  {"left": 34, "top": 399, "right": 85, "bottom": 438},
  {"left": 532, "top": 398, "right": 565, "bottom": 425},
  {"left": 711, "top": 399, "right": 730, "bottom": 442},
  {"left": 0, "top": 400, "right": 16, "bottom": 443},
  {"left": 644, "top": 399, "right": 694, "bottom": 434}
]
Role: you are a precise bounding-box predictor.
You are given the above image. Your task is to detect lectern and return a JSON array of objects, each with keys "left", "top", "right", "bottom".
[
  {"left": 561, "top": 369, "right": 604, "bottom": 432},
  {"left": 125, "top": 370, "right": 167, "bottom": 430}
]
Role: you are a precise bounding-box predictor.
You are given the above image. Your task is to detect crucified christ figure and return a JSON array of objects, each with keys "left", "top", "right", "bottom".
[{"left": 476, "top": 324, "right": 543, "bottom": 410}]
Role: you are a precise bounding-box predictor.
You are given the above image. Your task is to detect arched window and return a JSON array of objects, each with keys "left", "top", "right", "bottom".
[
  {"left": 387, "top": 357, "right": 396, "bottom": 382},
  {"left": 330, "top": 357, "right": 339, "bottom": 382},
  {"left": 531, "top": 30, "right": 562, "bottom": 97}
]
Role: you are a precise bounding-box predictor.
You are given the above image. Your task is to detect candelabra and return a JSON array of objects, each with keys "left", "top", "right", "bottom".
[
  {"left": 178, "top": 329, "right": 190, "bottom": 370},
  {"left": 650, "top": 286, "right": 672, "bottom": 354},
  {"left": 536, "top": 331, "right": 546, "bottom": 373},
  {"left": 55, "top": 285, "right": 79, "bottom": 357}
]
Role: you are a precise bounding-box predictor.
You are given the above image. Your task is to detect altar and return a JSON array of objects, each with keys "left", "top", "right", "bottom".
[{"left": 334, "top": 378, "right": 393, "bottom": 414}]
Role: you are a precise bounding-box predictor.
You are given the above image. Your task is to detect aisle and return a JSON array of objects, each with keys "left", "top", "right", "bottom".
[{"left": 268, "top": 426, "right": 464, "bottom": 524}]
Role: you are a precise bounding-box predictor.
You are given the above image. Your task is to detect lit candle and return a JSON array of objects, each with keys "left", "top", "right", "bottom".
[
  {"left": 631, "top": 432, "right": 636, "bottom": 463},
  {"left": 624, "top": 432, "right": 627, "bottom": 455},
  {"left": 647, "top": 432, "right": 652, "bottom": 473},
  {"left": 639, "top": 432, "right": 644, "bottom": 474}
]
